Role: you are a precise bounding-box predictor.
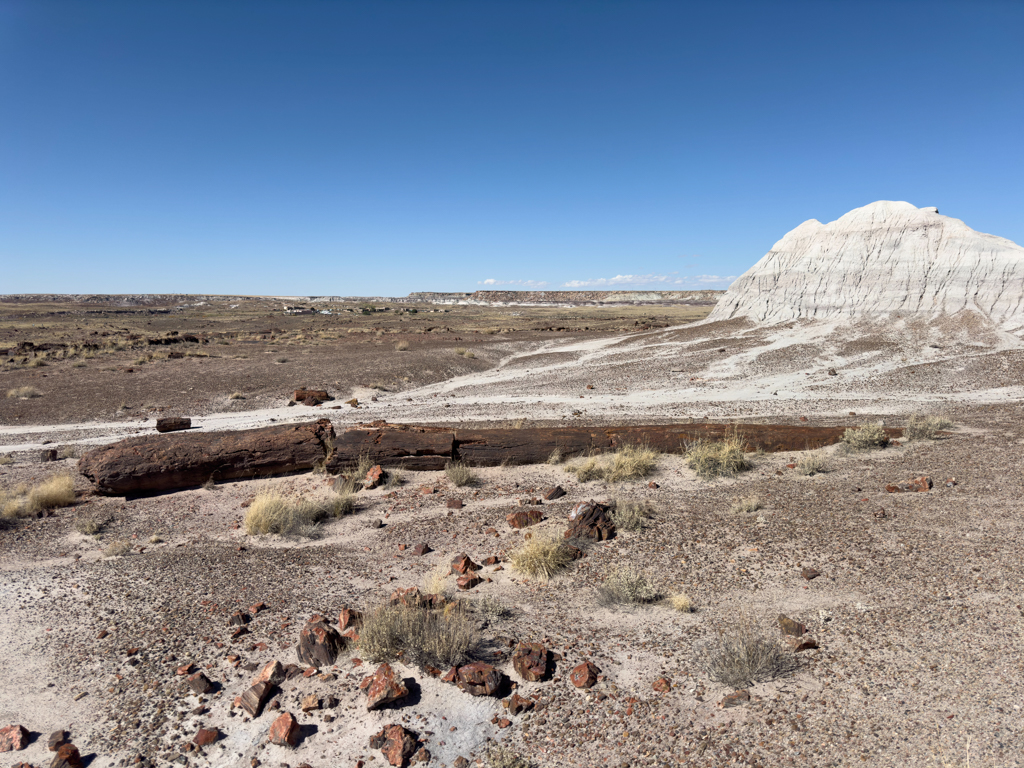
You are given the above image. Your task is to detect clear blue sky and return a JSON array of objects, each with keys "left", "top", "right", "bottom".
[{"left": 2, "top": 1, "right": 1022, "bottom": 296}]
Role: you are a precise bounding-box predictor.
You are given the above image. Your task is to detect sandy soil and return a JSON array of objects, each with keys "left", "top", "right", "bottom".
[{"left": 2, "top": 303, "right": 1023, "bottom": 768}]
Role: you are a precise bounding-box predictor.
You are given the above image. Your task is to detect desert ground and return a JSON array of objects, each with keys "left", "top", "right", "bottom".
[{"left": 1, "top": 295, "right": 1022, "bottom": 768}]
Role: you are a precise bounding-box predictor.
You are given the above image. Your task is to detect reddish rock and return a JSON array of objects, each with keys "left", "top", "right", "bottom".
[
  {"left": 47, "top": 731, "right": 70, "bottom": 752},
  {"left": 653, "top": 677, "right": 671, "bottom": 692},
  {"left": 364, "top": 663, "right": 410, "bottom": 710},
  {"left": 155, "top": 417, "right": 191, "bottom": 433},
  {"left": 364, "top": 465, "right": 386, "bottom": 489},
  {"left": 511, "top": 642, "right": 549, "bottom": 682},
  {"left": 777, "top": 615, "right": 807, "bottom": 637},
  {"left": 786, "top": 635, "right": 819, "bottom": 652},
  {"left": 564, "top": 544, "right": 586, "bottom": 560},
  {"left": 297, "top": 620, "right": 346, "bottom": 668},
  {"left": 506, "top": 510, "right": 543, "bottom": 529},
  {"left": 496, "top": 718, "right": 512, "bottom": 729},
  {"left": 187, "top": 671, "right": 213, "bottom": 694},
  {"left": 389, "top": 586, "right": 425, "bottom": 608},
  {"left": 482, "top": 555, "right": 501, "bottom": 565},
  {"left": 647, "top": 481, "right": 660, "bottom": 489},
  {"left": 456, "top": 573, "right": 482, "bottom": 590},
  {"left": 886, "top": 475, "right": 933, "bottom": 493},
  {"left": 801, "top": 567, "right": 821, "bottom": 581},
  {"left": 440, "top": 667, "right": 458, "bottom": 683},
  {"left": 569, "top": 661, "right": 600, "bottom": 689},
  {"left": 450, "top": 553, "right": 481, "bottom": 575},
  {"left": 294, "top": 389, "right": 331, "bottom": 403},
  {"left": 420, "top": 486, "right": 437, "bottom": 495},
  {"left": 370, "top": 724, "right": 419, "bottom": 767},
  {"left": 255, "top": 660, "right": 285, "bottom": 686},
  {"left": 564, "top": 502, "right": 615, "bottom": 542},
  {"left": 240, "top": 682, "right": 272, "bottom": 717},
  {"left": 250, "top": 602, "right": 268, "bottom": 615},
  {"left": 446, "top": 498, "right": 463, "bottom": 509},
  {"left": 412, "top": 747, "right": 431, "bottom": 763},
  {"left": 507, "top": 692, "right": 535, "bottom": 715},
  {"left": 338, "top": 607, "right": 363, "bottom": 632},
  {"left": 0, "top": 725, "right": 29, "bottom": 752},
  {"left": 456, "top": 663, "right": 506, "bottom": 697},
  {"left": 411, "top": 543, "right": 432, "bottom": 556},
  {"left": 543, "top": 486, "right": 566, "bottom": 500},
  {"left": 193, "top": 728, "right": 220, "bottom": 747},
  {"left": 176, "top": 663, "right": 195, "bottom": 676},
  {"left": 719, "top": 690, "right": 750, "bottom": 708},
  {"left": 50, "top": 743, "right": 83, "bottom": 768},
  {"left": 268, "top": 712, "right": 301, "bottom": 747}
]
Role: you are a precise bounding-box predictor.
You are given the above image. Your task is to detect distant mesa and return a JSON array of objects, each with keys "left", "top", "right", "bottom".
[{"left": 708, "top": 201, "right": 1024, "bottom": 328}]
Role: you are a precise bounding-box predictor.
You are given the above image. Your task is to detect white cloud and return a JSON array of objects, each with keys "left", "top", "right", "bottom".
[
  {"left": 477, "top": 278, "right": 550, "bottom": 288},
  {"left": 561, "top": 273, "right": 735, "bottom": 289}
]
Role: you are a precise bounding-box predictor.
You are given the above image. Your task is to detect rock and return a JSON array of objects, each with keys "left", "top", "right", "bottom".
[
  {"left": 364, "top": 663, "right": 410, "bottom": 710},
  {"left": 156, "top": 417, "right": 191, "bottom": 433},
  {"left": 506, "top": 510, "right": 543, "bottom": 529},
  {"left": 338, "top": 607, "right": 362, "bottom": 632},
  {"left": 346, "top": 398, "right": 359, "bottom": 407},
  {"left": 370, "top": 518, "right": 383, "bottom": 529},
  {"left": 827, "top": 367, "right": 837, "bottom": 376},
  {"left": 229, "top": 611, "right": 250, "bottom": 626},
  {"left": 363, "top": 465, "right": 386, "bottom": 489},
  {"left": 569, "top": 661, "right": 600, "bottom": 688},
  {"left": 255, "top": 660, "right": 285, "bottom": 686},
  {"left": 786, "top": 635, "right": 819, "bottom": 652},
  {"left": 873, "top": 508, "right": 889, "bottom": 519},
  {"left": 653, "top": 677, "right": 671, "bottom": 692},
  {"left": 192, "top": 728, "right": 220, "bottom": 747},
  {"left": 389, "top": 586, "right": 425, "bottom": 608},
  {"left": 240, "top": 682, "right": 272, "bottom": 717},
  {"left": 411, "top": 543, "right": 432, "bottom": 556},
  {"left": 706, "top": 201, "right": 1024, "bottom": 327},
  {"left": 446, "top": 498, "right": 463, "bottom": 509},
  {"left": 294, "top": 389, "right": 331, "bottom": 402},
  {"left": 370, "top": 724, "right": 419, "bottom": 767},
  {"left": 453, "top": 758, "right": 470, "bottom": 768},
  {"left": 719, "top": 690, "right": 750, "bottom": 708},
  {"left": 564, "top": 544, "right": 586, "bottom": 560},
  {"left": 801, "top": 567, "right": 821, "bottom": 580},
  {"left": 456, "top": 573, "right": 482, "bottom": 590},
  {"left": 301, "top": 694, "right": 320, "bottom": 712},
  {"left": 885, "top": 476, "right": 933, "bottom": 493},
  {"left": 302, "top": 396, "right": 323, "bottom": 406},
  {"left": 47, "top": 731, "right": 70, "bottom": 752},
  {"left": 268, "top": 712, "right": 301, "bottom": 747},
  {"left": 564, "top": 502, "right": 615, "bottom": 542},
  {"left": 187, "top": 671, "right": 213, "bottom": 694},
  {"left": 777, "top": 615, "right": 807, "bottom": 637},
  {"left": 455, "top": 662, "right": 506, "bottom": 697},
  {"left": 49, "top": 743, "right": 83, "bottom": 768},
  {"left": 450, "top": 553, "right": 481, "bottom": 575},
  {"left": 542, "top": 486, "right": 566, "bottom": 500},
  {"left": 507, "top": 692, "right": 535, "bottom": 715},
  {"left": 511, "top": 642, "right": 549, "bottom": 682},
  {"left": 296, "top": 620, "right": 346, "bottom": 668},
  {"left": 0, "top": 725, "right": 29, "bottom": 752},
  {"left": 80, "top": 419, "right": 336, "bottom": 495},
  {"left": 412, "top": 747, "right": 431, "bottom": 763},
  {"left": 41, "top": 448, "right": 58, "bottom": 462},
  {"left": 647, "top": 481, "right": 659, "bottom": 489}
]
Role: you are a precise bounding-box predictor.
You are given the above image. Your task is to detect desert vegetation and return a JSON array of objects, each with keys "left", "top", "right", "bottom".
[
  {"left": 0, "top": 474, "right": 75, "bottom": 518},
  {"left": 904, "top": 413, "right": 954, "bottom": 440},
  {"left": 445, "top": 461, "right": 476, "bottom": 487},
  {"left": 509, "top": 534, "right": 576, "bottom": 581},
  {"left": 686, "top": 436, "right": 752, "bottom": 479},
  {"left": 243, "top": 489, "right": 351, "bottom": 535},
  {"left": 703, "top": 621, "right": 797, "bottom": 688},
  {"left": 564, "top": 444, "right": 658, "bottom": 483},
  {"left": 841, "top": 422, "right": 890, "bottom": 450},
  {"left": 358, "top": 600, "right": 477, "bottom": 669},
  {"left": 597, "top": 566, "right": 661, "bottom": 606}
]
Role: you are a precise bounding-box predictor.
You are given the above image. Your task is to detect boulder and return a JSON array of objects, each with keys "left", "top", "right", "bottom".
[
  {"left": 569, "top": 661, "right": 600, "bottom": 688},
  {"left": 240, "top": 681, "right": 272, "bottom": 717},
  {"left": 364, "top": 663, "right": 410, "bottom": 710},
  {"left": 268, "top": 712, "right": 301, "bottom": 747},
  {"left": 255, "top": 660, "right": 285, "bottom": 686},
  {"left": 511, "top": 642, "right": 549, "bottom": 682},
  {"left": 0, "top": 725, "right": 29, "bottom": 752},
  {"left": 456, "top": 662, "right": 506, "bottom": 697},
  {"left": 370, "top": 724, "right": 419, "bottom": 767},
  {"left": 297, "top": 620, "right": 346, "bottom": 668}
]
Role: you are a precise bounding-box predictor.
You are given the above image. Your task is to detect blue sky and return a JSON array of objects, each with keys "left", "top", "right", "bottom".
[{"left": 1, "top": 1, "right": 1022, "bottom": 296}]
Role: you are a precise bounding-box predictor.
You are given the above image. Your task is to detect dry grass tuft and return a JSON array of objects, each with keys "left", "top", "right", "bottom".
[
  {"left": 509, "top": 534, "right": 576, "bottom": 581},
  {"left": 103, "top": 540, "right": 133, "bottom": 558},
  {"left": 666, "top": 593, "right": 694, "bottom": 612},
  {"left": 703, "top": 622, "right": 797, "bottom": 688},
  {"left": 358, "top": 601, "right": 477, "bottom": 670},
  {"left": 730, "top": 495, "right": 763, "bottom": 514},
  {"left": 29, "top": 474, "right": 76, "bottom": 510},
  {"left": 454, "top": 347, "right": 467, "bottom": 356},
  {"left": 243, "top": 489, "right": 347, "bottom": 535},
  {"left": 422, "top": 563, "right": 451, "bottom": 596},
  {"left": 904, "top": 413, "right": 954, "bottom": 441},
  {"left": 796, "top": 450, "right": 828, "bottom": 476},
  {"left": 75, "top": 517, "right": 102, "bottom": 535},
  {"left": 7, "top": 386, "right": 41, "bottom": 399},
  {"left": 486, "top": 746, "right": 532, "bottom": 768},
  {"left": 598, "top": 566, "right": 661, "bottom": 606},
  {"left": 546, "top": 447, "right": 563, "bottom": 465},
  {"left": 565, "top": 444, "right": 658, "bottom": 483},
  {"left": 842, "top": 423, "right": 890, "bottom": 450},
  {"left": 687, "top": 437, "right": 752, "bottom": 480},
  {"left": 394, "top": 340, "right": 410, "bottom": 351},
  {"left": 0, "top": 455, "right": 12, "bottom": 466},
  {"left": 610, "top": 499, "right": 651, "bottom": 531},
  {"left": 229, "top": 391, "right": 245, "bottom": 400},
  {"left": 464, "top": 351, "right": 476, "bottom": 359},
  {"left": 445, "top": 461, "right": 476, "bottom": 487}
]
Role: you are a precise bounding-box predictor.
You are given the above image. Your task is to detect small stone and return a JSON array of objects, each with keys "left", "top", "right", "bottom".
[
  {"left": 364, "top": 663, "right": 410, "bottom": 711},
  {"left": 364, "top": 465, "right": 385, "bottom": 489},
  {"left": 0, "top": 725, "right": 29, "bottom": 752},
  {"left": 456, "top": 573, "right": 482, "bottom": 591},
  {"left": 647, "top": 481, "right": 659, "bottom": 489},
  {"left": 786, "top": 635, "right": 819, "bottom": 652},
  {"left": 827, "top": 367, "right": 837, "bottom": 376},
  {"left": 296, "top": 620, "right": 346, "bottom": 668},
  {"left": 187, "top": 672, "right": 213, "bottom": 694},
  {"left": 507, "top": 692, "right": 534, "bottom": 715},
  {"left": 652, "top": 677, "right": 671, "bottom": 692},
  {"left": 268, "top": 713, "right": 301, "bottom": 747},
  {"left": 419, "top": 486, "right": 437, "bottom": 495},
  {"left": 446, "top": 498, "right": 463, "bottom": 509},
  {"left": 569, "top": 661, "right": 600, "bottom": 689},
  {"left": 240, "top": 682, "right": 272, "bottom": 717},
  {"left": 411, "top": 543, "right": 432, "bottom": 556},
  {"left": 338, "top": 607, "right": 362, "bottom": 632},
  {"left": 506, "top": 510, "right": 543, "bottom": 529},
  {"left": 300, "top": 694, "right": 320, "bottom": 712},
  {"left": 50, "top": 743, "right": 83, "bottom": 768},
  {"left": 369, "top": 725, "right": 418, "bottom": 767},
  {"left": 255, "top": 660, "right": 285, "bottom": 686},
  {"left": 229, "top": 611, "right": 250, "bottom": 626},
  {"left": 450, "top": 553, "right": 481, "bottom": 575},
  {"left": 777, "top": 614, "right": 807, "bottom": 637},
  {"left": 370, "top": 518, "right": 383, "bottom": 529},
  {"left": 719, "top": 690, "right": 750, "bottom": 708},
  {"left": 801, "top": 567, "right": 821, "bottom": 581},
  {"left": 48, "top": 730, "right": 71, "bottom": 752},
  {"left": 511, "top": 642, "right": 549, "bottom": 682},
  {"left": 192, "top": 728, "right": 220, "bottom": 747},
  {"left": 542, "top": 486, "right": 566, "bottom": 501},
  {"left": 456, "top": 662, "right": 506, "bottom": 697}
]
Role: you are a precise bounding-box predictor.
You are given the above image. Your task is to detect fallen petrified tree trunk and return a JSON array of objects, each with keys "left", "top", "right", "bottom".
[
  {"left": 326, "top": 424, "right": 454, "bottom": 472},
  {"left": 79, "top": 419, "right": 335, "bottom": 495}
]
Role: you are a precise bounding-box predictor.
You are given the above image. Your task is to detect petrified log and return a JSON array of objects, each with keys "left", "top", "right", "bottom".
[
  {"left": 326, "top": 425, "right": 454, "bottom": 472},
  {"left": 80, "top": 419, "right": 335, "bottom": 495},
  {"left": 156, "top": 416, "right": 191, "bottom": 433},
  {"left": 455, "top": 427, "right": 610, "bottom": 467},
  {"left": 294, "top": 388, "right": 332, "bottom": 402}
]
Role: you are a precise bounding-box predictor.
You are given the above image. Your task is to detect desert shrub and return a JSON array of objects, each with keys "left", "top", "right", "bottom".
[
  {"left": 598, "top": 566, "right": 660, "bottom": 606},
  {"left": 611, "top": 499, "right": 651, "bottom": 531},
  {"left": 7, "top": 386, "right": 41, "bottom": 399},
  {"left": 445, "top": 461, "right": 476, "bottom": 487},
  {"left": 4, "top": 475, "right": 78, "bottom": 517},
  {"left": 842, "top": 423, "right": 889, "bottom": 450},
  {"left": 75, "top": 516, "right": 101, "bottom": 536},
  {"left": 686, "top": 437, "right": 751, "bottom": 480},
  {"left": 464, "top": 351, "right": 476, "bottom": 359},
  {"left": 546, "top": 447, "right": 563, "bottom": 465},
  {"left": 358, "top": 601, "right": 476, "bottom": 669},
  {"left": 486, "top": 746, "right": 532, "bottom": 768},
  {"left": 565, "top": 444, "right": 658, "bottom": 483},
  {"left": 243, "top": 490, "right": 345, "bottom": 535},
  {"left": 666, "top": 592, "right": 694, "bottom": 612},
  {"left": 422, "top": 563, "right": 451, "bottom": 596},
  {"left": 149, "top": 533, "right": 164, "bottom": 544},
  {"left": 454, "top": 347, "right": 467, "bottom": 356},
  {"left": 703, "top": 623, "right": 797, "bottom": 688},
  {"left": 104, "top": 540, "right": 133, "bottom": 558},
  {"left": 368, "top": 381, "right": 388, "bottom": 390},
  {"left": 729, "top": 495, "right": 762, "bottom": 514},
  {"left": 0, "top": 455, "right": 12, "bottom": 466},
  {"left": 229, "top": 391, "right": 245, "bottom": 400},
  {"left": 509, "top": 534, "right": 575, "bottom": 581},
  {"left": 904, "top": 413, "right": 954, "bottom": 441},
  {"left": 796, "top": 450, "right": 828, "bottom": 476},
  {"left": 385, "top": 469, "right": 405, "bottom": 489},
  {"left": 394, "top": 340, "right": 410, "bottom": 351},
  {"left": 476, "top": 595, "right": 513, "bottom": 620}
]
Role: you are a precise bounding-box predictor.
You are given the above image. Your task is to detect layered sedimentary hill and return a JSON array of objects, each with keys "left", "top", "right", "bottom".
[{"left": 709, "top": 201, "right": 1024, "bottom": 327}]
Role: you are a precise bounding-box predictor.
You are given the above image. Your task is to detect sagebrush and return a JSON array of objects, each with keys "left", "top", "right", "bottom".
[
  {"left": 904, "top": 413, "right": 954, "bottom": 441},
  {"left": 445, "top": 461, "right": 476, "bottom": 487},
  {"left": 610, "top": 499, "right": 651, "bottom": 531}
]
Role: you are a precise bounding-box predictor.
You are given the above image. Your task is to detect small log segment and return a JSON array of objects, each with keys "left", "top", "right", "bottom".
[
  {"left": 156, "top": 417, "right": 191, "bottom": 433},
  {"left": 80, "top": 419, "right": 335, "bottom": 495},
  {"left": 326, "top": 424, "right": 454, "bottom": 472}
]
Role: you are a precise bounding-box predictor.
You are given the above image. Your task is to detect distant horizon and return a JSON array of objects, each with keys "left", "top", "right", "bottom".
[{"left": 3, "top": 1, "right": 1022, "bottom": 295}]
